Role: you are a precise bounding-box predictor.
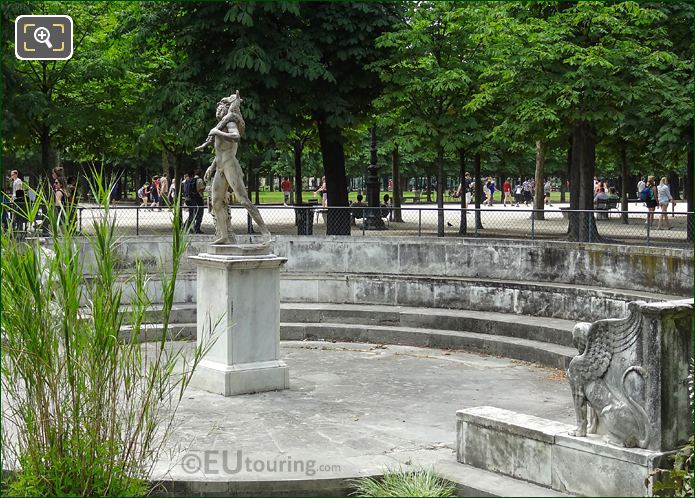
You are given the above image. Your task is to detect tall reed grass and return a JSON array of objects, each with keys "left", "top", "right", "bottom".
[{"left": 1, "top": 172, "right": 209, "bottom": 496}]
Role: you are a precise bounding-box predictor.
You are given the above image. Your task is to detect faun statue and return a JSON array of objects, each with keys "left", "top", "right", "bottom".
[
  {"left": 196, "top": 90, "right": 271, "bottom": 245},
  {"left": 567, "top": 302, "right": 650, "bottom": 448}
]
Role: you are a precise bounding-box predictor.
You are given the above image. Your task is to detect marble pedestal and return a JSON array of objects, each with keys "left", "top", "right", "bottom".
[{"left": 189, "top": 244, "right": 289, "bottom": 396}]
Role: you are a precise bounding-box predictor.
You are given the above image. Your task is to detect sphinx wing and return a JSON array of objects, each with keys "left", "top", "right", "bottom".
[{"left": 581, "top": 305, "right": 643, "bottom": 382}]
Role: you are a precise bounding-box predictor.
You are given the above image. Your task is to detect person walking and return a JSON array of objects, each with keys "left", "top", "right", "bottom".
[
  {"left": 159, "top": 173, "right": 169, "bottom": 206},
  {"left": 315, "top": 176, "right": 327, "bottom": 207},
  {"left": 502, "top": 178, "right": 512, "bottom": 206},
  {"left": 544, "top": 179, "right": 553, "bottom": 206},
  {"left": 151, "top": 176, "right": 161, "bottom": 207},
  {"left": 137, "top": 182, "right": 150, "bottom": 207},
  {"left": 513, "top": 180, "right": 523, "bottom": 207},
  {"left": 185, "top": 170, "right": 205, "bottom": 234},
  {"left": 10, "top": 170, "right": 23, "bottom": 200},
  {"left": 487, "top": 178, "right": 495, "bottom": 206},
  {"left": 281, "top": 177, "right": 292, "bottom": 206},
  {"left": 641, "top": 176, "right": 658, "bottom": 227},
  {"left": 656, "top": 177, "right": 674, "bottom": 230},
  {"left": 637, "top": 177, "right": 646, "bottom": 207},
  {"left": 53, "top": 177, "right": 67, "bottom": 227},
  {"left": 522, "top": 178, "right": 532, "bottom": 206}
]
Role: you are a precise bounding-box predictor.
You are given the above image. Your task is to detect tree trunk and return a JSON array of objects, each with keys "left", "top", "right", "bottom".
[
  {"left": 568, "top": 121, "right": 600, "bottom": 242},
  {"left": 561, "top": 138, "right": 571, "bottom": 203},
  {"left": 426, "top": 174, "right": 432, "bottom": 203},
  {"left": 619, "top": 140, "right": 629, "bottom": 224},
  {"left": 667, "top": 172, "right": 681, "bottom": 200},
  {"left": 533, "top": 140, "right": 545, "bottom": 220},
  {"left": 458, "top": 148, "right": 467, "bottom": 235},
  {"left": 40, "top": 124, "right": 52, "bottom": 177},
  {"left": 436, "top": 147, "right": 445, "bottom": 236},
  {"left": 391, "top": 144, "right": 403, "bottom": 222},
  {"left": 162, "top": 150, "right": 169, "bottom": 181},
  {"left": 170, "top": 152, "right": 179, "bottom": 190},
  {"left": 293, "top": 141, "right": 303, "bottom": 205},
  {"left": 474, "top": 153, "right": 483, "bottom": 229},
  {"left": 314, "top": 112, "right": 350, "bottom": 235},
  {"left": 686, "top": 146, "right": 693, "bottom": 242}
]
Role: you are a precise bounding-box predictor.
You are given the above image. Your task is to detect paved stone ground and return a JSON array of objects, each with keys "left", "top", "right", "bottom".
[
  {"left": 152, "top": 340, "right": 574, "bottom": 483},
  {"left": 72, "top": 202, "right": 691, "bottom": 246}
]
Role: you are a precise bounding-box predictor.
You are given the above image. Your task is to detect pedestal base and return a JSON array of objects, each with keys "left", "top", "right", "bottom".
[
  {"left": 190, "top": 244, "right": 288, "bottom": 397},
  {"left": 191, "top": 359, "right": 289, "bottom": 396},
  {"left": 456, "top": 406, "right": 672, "bottom": 496}
]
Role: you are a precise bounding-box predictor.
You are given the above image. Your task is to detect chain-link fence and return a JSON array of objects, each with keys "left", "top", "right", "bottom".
[{"left": 7, "top": 203, "right": 693, "bottom": 247}]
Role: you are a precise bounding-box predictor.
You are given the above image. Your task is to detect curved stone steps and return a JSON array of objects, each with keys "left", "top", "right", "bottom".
[
  {"left": 281, "top": 322, "right": 574, "bottom": 369},
  {"left": 123, "top": 303, "right": 576, "bottom": 348},
  {"left": 118, "top": 303, "right": 578, "bottom": 368},
  {"left": 280, "top": 303, "right": 576, "bottom": 347},
  {"left": 118, "top": 322, "right": 574, "bottom": 370}
]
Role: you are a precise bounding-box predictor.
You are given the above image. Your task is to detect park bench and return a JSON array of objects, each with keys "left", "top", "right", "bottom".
[
  {"left": 594, "top": 198, "right": 619, "bottom": 219},
  {"left": 401, "top": 192, "right": 421, "bottom": 203}
]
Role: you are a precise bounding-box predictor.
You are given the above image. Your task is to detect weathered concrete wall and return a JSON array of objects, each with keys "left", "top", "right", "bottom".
[
  {"left": 106, "top": 271, "right": 669, "bottom": 322},
  {"left": 271, "top": 237, "right": 693, "bottom": 296},
  {"left": 78, "top": 236, "right": 693, "bottom": 296},
  {"left": 89, "top": 234, "right": 687, "bottom": 321}
]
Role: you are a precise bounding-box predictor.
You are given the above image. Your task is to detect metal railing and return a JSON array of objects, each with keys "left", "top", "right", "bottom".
[
  {"left": 5, "top": 203, "right": 692, "bottom": 247},
  {"left": 54, "top": 204, "right": 692, "bottom": 247}
]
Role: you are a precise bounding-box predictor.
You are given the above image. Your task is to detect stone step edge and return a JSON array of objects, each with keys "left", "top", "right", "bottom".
[
  {"left": 281, "top": 303, "right": 577, "bottom": 329},
  {"left": 118, "top": 301, "right": 575, "bottom": 326},
  {"left": 118, "top": 303, "right": 577, "bottom": 341},
  {"left": 434, "top": 459, "right": 574, "bottom": 497},
  {"left": 123, "top": 321, "right": 575, "bottom": 356},
  {"left": 120, "top": 323, "right": 574, "bottom": 369},
  {"left": 282, "top": 322, "right": 575, "bottom": 357}
]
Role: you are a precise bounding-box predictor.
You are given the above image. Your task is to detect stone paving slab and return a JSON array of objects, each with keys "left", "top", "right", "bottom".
[{"left": 152, "top": 340, "right": 574, "bottom": 485}]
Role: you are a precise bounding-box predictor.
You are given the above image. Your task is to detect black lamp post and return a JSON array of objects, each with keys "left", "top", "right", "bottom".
[{"left": 364, "top": 124, "right": 386, "bottom": 230}]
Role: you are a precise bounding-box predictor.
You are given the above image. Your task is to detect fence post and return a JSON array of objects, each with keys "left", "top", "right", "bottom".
[
  {"left": 531, "top": 209, "right": 535, "bottom": 240},
  {"left": 474, "top": 208, "right": 478, "bottom": 237},
  {"left": 588, "top": 212, "right": 593, "bottom": 244},
  {"left": 362, "top": 209, "right": 366, "bottom": 236},
  {"left": 418, "top": 209, "right": 422, "bottom": 237},
  {"left": 646, "top": 219, "right": 650, "bottom": 246},
  {"left": 136, "top": 207, "right": 139, "bottom": 236}
]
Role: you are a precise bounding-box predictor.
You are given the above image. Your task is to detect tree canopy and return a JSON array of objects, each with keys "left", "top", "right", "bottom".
[{"left": 3, "top": 1, "right": 692, "bottom": 239}]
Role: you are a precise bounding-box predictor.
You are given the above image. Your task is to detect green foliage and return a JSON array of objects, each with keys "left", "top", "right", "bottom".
[
  {"left": 2, "top": 2, "right": 146, "bottom": 173},
  {"left": 652, "top": 436, "right": 694, "bottom": 497},
  {"left": 2, "top": 2, "right": 692, "bottom": 187},
  {"left": 0, "top": 172, "right": 210, "bottom": 496},
  {"left": 351, "top": 467, "right": 456, "bottom": 497}
]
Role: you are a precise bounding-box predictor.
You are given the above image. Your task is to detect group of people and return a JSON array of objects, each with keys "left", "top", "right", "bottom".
[
  {"left": 133, "top": 172, "right": 206, "bottom": 233},
  {"left": 453, "top": 174, "right": 556, "bottom": 208},
  {"left": 136, "top": 174, "right": 170, "bottom": 207},
  {"left": 2, "top": 167, "right": 77, "bottom": 233},
  {"left": 637, "top": 176, "right": 676, "bottom": 230},
  {"left": 348, "top": 193, "right": 392, "bottom": 225}
]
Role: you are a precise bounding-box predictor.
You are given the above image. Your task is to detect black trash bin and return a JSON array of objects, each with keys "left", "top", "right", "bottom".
[{"left": 295, "top": 204, "right": 314, "bottom": 235}]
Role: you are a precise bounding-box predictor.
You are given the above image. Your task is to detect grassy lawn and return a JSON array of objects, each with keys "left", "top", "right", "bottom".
[
  {"left": 252, "top": 190, "right": 571, "bottom": 204},
  {"left": 117, "top": 190, "right": 571, "bottom": 205}
]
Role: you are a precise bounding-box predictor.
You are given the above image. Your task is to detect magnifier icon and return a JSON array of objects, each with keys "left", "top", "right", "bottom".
[{"left": 34, "top": 27, "right": 52, "bottom": 49}]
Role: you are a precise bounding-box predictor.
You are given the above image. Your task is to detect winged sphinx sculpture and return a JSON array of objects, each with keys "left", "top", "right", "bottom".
[{"left": 567, "top": 302, "right": 650, "bottom": 448}]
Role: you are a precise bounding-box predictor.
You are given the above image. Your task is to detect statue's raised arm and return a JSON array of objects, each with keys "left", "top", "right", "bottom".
[
  {"left": 197, "top": 90, "right": 270, "bottom": 245},
  {"left": 195, "top": 90, "right": 244, "bottom": 151}
]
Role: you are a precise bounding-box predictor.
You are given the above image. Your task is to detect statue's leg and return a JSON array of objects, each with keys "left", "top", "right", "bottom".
[
  {"left": 225, "top": 158, "right": 271, "bottom": 238},
  {"left": 211, "top": 171, "right": 232, "bottom": 245},
  {"left": 568, "top": 377, "right": 588, "bottom": 437},
  {"left": 587, "top": 405, "right": 598, "bottom": 434}
]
